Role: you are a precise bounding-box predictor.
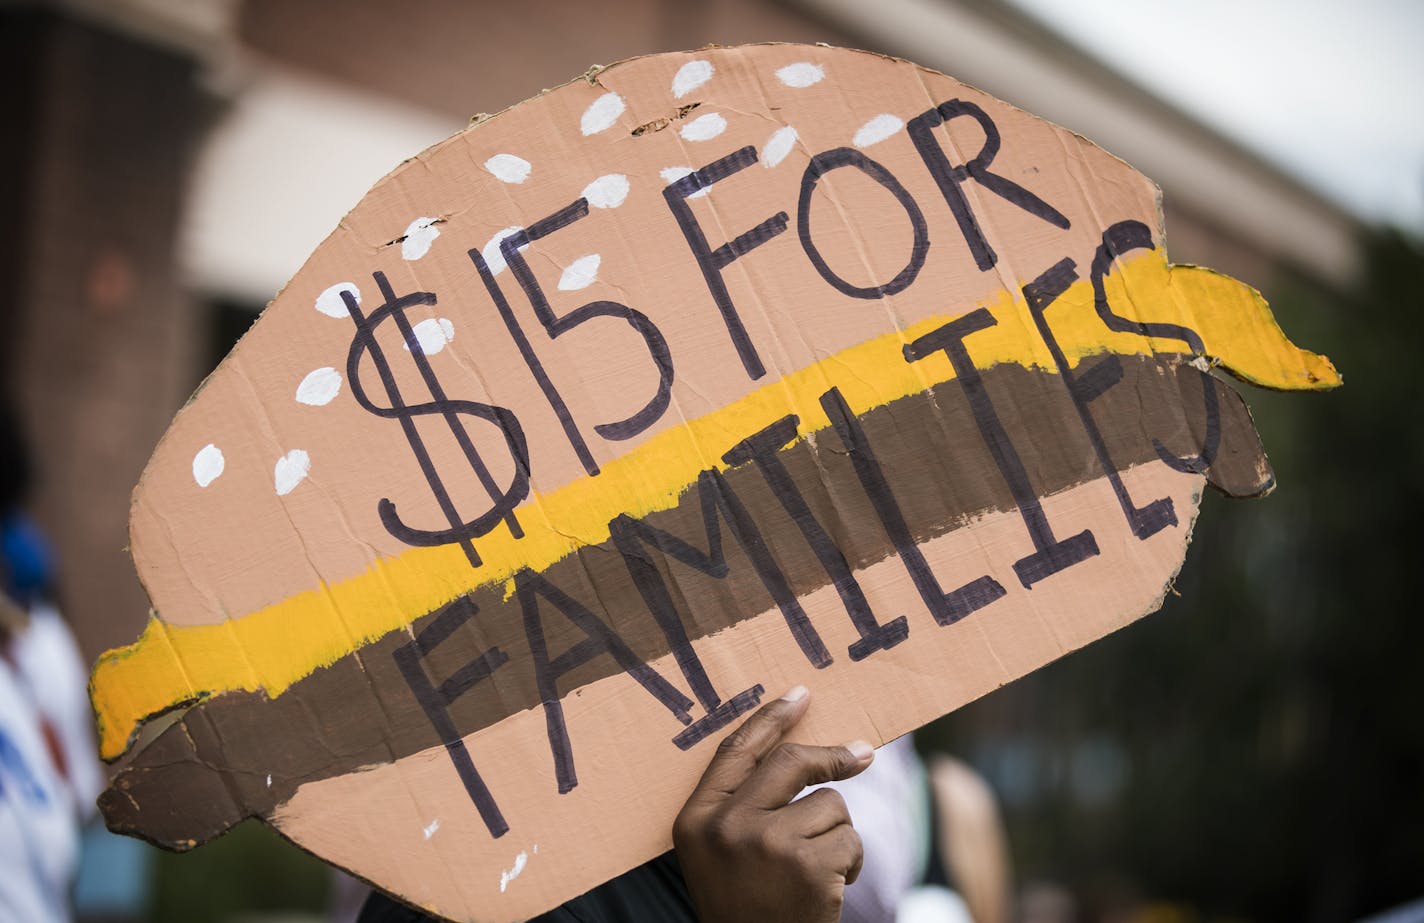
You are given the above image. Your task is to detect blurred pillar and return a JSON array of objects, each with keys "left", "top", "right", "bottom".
[{"left": 0, "top": 6, "right": 219, "bottom": 661}]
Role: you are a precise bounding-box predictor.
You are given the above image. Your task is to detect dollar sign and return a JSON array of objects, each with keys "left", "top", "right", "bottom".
[{"left": 344, "top": 271, "right": 530, "bottom": 568}]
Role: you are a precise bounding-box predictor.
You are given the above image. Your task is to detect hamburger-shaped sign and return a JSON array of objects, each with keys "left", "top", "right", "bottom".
[{"left": 93, "top": 43, "right": 1339, "bottom": 921}]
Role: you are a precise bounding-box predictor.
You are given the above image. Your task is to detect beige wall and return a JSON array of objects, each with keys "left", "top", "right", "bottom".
[{"left": 238, "top": 0, "right": 860, "bottom": 121}]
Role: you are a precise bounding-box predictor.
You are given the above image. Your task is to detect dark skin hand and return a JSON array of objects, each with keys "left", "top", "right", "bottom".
[{"left": 673, "top": 686, "right": 875, "bottom": 923}]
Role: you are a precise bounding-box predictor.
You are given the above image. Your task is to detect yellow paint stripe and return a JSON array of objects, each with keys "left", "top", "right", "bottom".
[{"left": 91, "top": 254, "right": 1339, "bottom": 759}]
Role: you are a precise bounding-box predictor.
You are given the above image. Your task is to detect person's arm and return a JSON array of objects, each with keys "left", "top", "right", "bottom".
[
  {"left": 674, "top": 685, "right": 874, "bottom": 923},
  {"left": 930, "top": 755, "right": 1012, "bottom": 923}
]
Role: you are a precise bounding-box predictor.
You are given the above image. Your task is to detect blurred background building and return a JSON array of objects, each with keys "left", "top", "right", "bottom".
[{"left": 1, "top": 0, "right": 1417, "bottom": 921}]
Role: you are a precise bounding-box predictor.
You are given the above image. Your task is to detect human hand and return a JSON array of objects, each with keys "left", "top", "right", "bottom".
[{"left": 673, "top": 686, "right": 874, "bottom": 923}]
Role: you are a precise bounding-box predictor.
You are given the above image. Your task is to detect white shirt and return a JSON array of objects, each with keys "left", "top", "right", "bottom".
[{"left": 0, "top": 650, "right": 81, "bottom": 922}]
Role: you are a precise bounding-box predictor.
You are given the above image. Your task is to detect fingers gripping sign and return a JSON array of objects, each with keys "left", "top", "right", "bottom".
[{"left": 673, "top": 686, "right": 875, "bottom": 922}]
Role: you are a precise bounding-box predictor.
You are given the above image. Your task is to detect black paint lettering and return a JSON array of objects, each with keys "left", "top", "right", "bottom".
[
  {"left": 1023, "top": 258, "right": 1177, "bottom": 540},
  {"left": 819, "top": 387, "right": 1006, "bottom": 625},
  {"left": 723, "top": 417, "right": 908, "bottom": 661},
  {"left": 797, "top": 148, "right": 929, "bottom": 299},
  {"left": 393, "top": 596, "right": 511, "bottom": 838},
  {"left": 1091, "top": 220, "right": 1220, "bottom": 473},
  {"left": 907, "top": 99, "right": 1070, "bottom": 271},
  {"left": 471, "top": 198, "right": 675, "bottom": 478},
  {"left": 664, "top": 146, "right": 789, "bottom": 380},
  {"left": 904, "top": 309, "right": 1099, "bottom": 588},
  {"left": 516, "top": 569, "right": 697, "bottom": 793},
  {"left": 607, "top": 474, "right": 770, "bottom": 748},
  {"left": 611, "top": 467, "right": 831, "bottom": 673},
  {"left": 346, "top": 274, "right": 529, "bottom": 568}
]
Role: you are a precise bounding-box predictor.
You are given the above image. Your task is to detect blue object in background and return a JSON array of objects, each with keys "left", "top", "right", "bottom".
[
  {"left": 1, "top": 513, "right": 56, "bottom": 605},
  {"left": 73, "top": 824, "right": 153, "bottom": 919}
]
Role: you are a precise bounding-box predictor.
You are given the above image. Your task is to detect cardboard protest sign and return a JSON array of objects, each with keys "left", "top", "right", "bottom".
[{"left": 91, "top": 43, "right": 1338, "bottom": 921}]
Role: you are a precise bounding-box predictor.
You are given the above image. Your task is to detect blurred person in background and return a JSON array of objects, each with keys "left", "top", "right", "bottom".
[
  {"left": 805, "top": 738, "right": 1012, "bottom": 923},
  {"left": 0, "top": 403, "right": 104, "bottom": 921}
]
